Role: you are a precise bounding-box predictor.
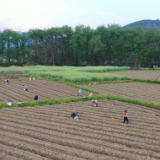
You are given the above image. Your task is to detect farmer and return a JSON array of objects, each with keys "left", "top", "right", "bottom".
[
  {"left": 23, "top": 85, "right": 28, "bottom": 92},
  {"left": 5, "top": 79, "right": 9, "bottom": 84},
  {"left": 77, "top": 89, "right": 82, "bottom": 97},
  {"left": 92, "top": 99, "right": 99, "bottom": 107},
  {"left": 123, "top": 110, "right": 130, "bottom": 124},
  {"left": 71, "top": 110, "right": 78, "bottom": 119},
  {"left": 34, "top": 94, "right": 38, "bottom": 100}
]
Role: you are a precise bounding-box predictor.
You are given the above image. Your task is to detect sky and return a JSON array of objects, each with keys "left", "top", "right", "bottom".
[{"left": 0, "top": 0, "right": 159, "bottom": 31}]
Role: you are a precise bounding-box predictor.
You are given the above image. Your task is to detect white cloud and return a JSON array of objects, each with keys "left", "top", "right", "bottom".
[
  {"left": 0, "top": 0, "right": 127, "bottom": 31},
  {"left": 69, "top": 9, "right": 86, "bottom": 15},
  {"left": 0, "top": 0, "right": 68, "bottom": 31}
]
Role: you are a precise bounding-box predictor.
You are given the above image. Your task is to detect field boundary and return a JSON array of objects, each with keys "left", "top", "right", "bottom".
[
  {"left": 72, "top": 83, "right": 160, "bottom": 110},
  {"left": 133, "top": 78, "right": 160, "bottom": 84},
  {"left": 104, "top": 94, "right": 160, "bottom": 110},
  {"left": 5, "top": 78, "right": 160, "bottom": 85},
  {"left": 1, "top": 84, "right": 160, "bottom": 110},
  {"left": 0, "top": 95, "right": 104, "bottom": 109},
  {"left": 66, "top": 83, "right": 101, "bottom": 94}
]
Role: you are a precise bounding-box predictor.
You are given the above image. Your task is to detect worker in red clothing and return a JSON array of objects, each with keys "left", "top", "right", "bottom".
[{"left": 123, "top": 110, "right": 130, "bottom": 124}]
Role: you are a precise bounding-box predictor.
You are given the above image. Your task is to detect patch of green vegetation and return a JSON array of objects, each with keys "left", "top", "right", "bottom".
[
  {"left": 67, "top": 83, "right": 101, "bottom": 94},
  {"left": 133, "top": 78, "right": 160, "bottom": 84},
  {"left": 76, "top": 66, "right": 130, "bottom": 72},
  {"left": 0, "top": 96, "right": 104, "bottom": 109},
  {"left": 0, "top": 66, "right": 131, "bottom": 83},
  {"left": 104, "top": 94, "right": 160, "bottom": 110}
]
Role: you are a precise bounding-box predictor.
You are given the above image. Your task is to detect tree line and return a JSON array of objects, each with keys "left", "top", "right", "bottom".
[{"left": 0, "top": 24, "right": 160, "bottom": 68}]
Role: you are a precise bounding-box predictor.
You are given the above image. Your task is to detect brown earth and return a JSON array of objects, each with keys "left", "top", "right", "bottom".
[
  {"left": 108, "top": 70, "right": 160, "bottom": 80},
  {"left": 0, "top": 74, "right": 23, "bottom": 80},
  {"left": 0, "top": 99, "right": 160, "bottom": 159},
  {"left": 83, "top": 82, "right": 160, "bottom": 104},
  {"left": 0, "top": 80, "right": 89, "bottom": 102}
]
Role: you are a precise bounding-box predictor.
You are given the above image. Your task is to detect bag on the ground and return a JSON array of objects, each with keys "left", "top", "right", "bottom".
[{"left": 74, "top": 116, "right": 79, "bottom": 120}]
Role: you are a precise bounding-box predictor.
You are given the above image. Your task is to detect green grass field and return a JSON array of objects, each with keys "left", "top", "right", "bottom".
[{"left": 0, "top": 66, "right": 130, "bottom": 83}]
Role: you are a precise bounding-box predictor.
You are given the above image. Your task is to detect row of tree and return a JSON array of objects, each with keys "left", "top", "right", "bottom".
[{"left": 0, "top": 25, "right": 160, "bottom": 68}]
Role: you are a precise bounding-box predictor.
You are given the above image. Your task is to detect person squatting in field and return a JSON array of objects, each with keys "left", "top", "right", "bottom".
[
  {"left": 92, "top": 100, "right": 99, "bottom": 107},
  {"left": 5, "top": 79, "right": 9, "bottom": 84},
  {"left": 71, "top": 110, "right": 78, "bottom": 119},
  {"left": 34, "top": 94, "right": 38, "bottom": 100},
  {"left": 77, "top": 89, "right": 82, "bottom": 97},
  {"left": 123, "top": 110, "right": 130, "bottom": 124},
  {"left": 23, "top": 85, "right": 28, "bottom": 92}
]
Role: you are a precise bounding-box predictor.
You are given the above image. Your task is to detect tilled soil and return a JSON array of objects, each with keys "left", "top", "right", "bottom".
[
  {"left": 84, "top": 82, "right": 160, "bottom": 104},
  {"left": 0, "top": 80, "right": 89, "bottom": 102},
  {"left": 108, "top": 70, "right": 160, "bottom": 80},
  {"left": 0, "top": 99, "right": 160, "bottom": 160},
  {"left": 0, "top": 75, "right": 24, "bottom": 80}
]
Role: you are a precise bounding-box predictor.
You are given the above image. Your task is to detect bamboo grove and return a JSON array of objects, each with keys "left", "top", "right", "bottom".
[{"left": 0, "top": 24, "right": 160, "bottom": 68}]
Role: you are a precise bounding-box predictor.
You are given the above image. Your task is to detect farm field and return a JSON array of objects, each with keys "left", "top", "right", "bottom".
[
  {"left": 0, "top": 99, "right": 160, "bottom": 160},
  {"left": 0, "top": 66, "right": 130, "bottom": 83},
  {"left": 108, "top": 70, "right": 160, "bottom": 80},
  {"left": 0, "top": 80, "right": 89, "bottom": 102},
  {"left": 83, "top": 82, "right": 160, "bottom": 104}
]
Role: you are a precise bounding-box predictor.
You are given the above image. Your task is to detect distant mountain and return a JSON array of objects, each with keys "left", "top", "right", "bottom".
[{"left": 122, "top": 19, "right": 160, "bottom": 30}]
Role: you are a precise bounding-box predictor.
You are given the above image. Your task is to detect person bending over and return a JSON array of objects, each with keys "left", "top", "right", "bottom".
[
  {"left": 24, "top": 85, "right": 28, "bottom": 92},
  {"left": 92, "top": 100, "right": 99, "bottom": 107},
  {"left": 71, "top": 110, "right": 78, "bottom": 119},
  {"left": 77, "top": 89, "right": 82, "bottom": 97},
  {"left": 34, "top": 94, "right": 38, "bottom": 100}
]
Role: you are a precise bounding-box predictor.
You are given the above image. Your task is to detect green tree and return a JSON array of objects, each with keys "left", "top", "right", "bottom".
[
  {"left": 144, "top": 27, "right": 159, "bottom": 67},
  {"left": 90, "top": 35, "right": 105, "bottom": 65},
  {"left": 0, "top": 32, "right": 6, "bottom": 65},
  {"left": 3, "top": 29, "right": 15, "bottom": 65},
  {"left": 60, "top": 25, "right": 74, "bottom": 65},
  {"left": 123, "top": 27, "right": 146, "bottom": 69}
]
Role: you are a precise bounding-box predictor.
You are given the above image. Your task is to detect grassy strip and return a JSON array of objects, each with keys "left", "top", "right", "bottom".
[
  {"left": 56, "top": 80, "right": 101, "bottom": 94},
  {"left": 133, "top": 78, "right": 160, "bottom": 84},
  {"left": 0, "top": 66, "right": 130, "bottom": 83},
  {"left": 81, "top": 80, "right": 133, "bottom": 85},
  {"left": 0, "top": 95, "right": 104, "bottom": 109},
  {"left": 77, "top": 66, "right": 130, "bottom": 72},
  {"left": 104, "top": 94, "right": 160, "bottom": 110},
  {"left": 66, "top": 83, "right": 101, "bottom": 94}
]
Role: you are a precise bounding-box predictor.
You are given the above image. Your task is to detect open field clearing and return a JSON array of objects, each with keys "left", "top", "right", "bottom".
[
  {"left": 83, "top": 82, "right": 160, "bottom": 104},
  {"left": 0, "top": 80, "right": 89, "bottom": 102},
  {"left": 0, "top": 99, "right": 160, "bottom": 159},
  {"left": 0, "top": 66, "right": 130, "bottom": 83},
  {"left": 0, "top": 66, "right": 130, "bottom": 73},
  {"left": 108, "top": 70, "right": 160, "bottom": 80}
]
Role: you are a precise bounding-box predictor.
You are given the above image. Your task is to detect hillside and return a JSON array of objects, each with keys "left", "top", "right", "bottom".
[{"left": 122, "top": 19, "right": 160, "bottom": 30}]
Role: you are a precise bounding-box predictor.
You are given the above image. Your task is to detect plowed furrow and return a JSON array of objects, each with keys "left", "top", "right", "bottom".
[
  {"left": 0, "top": 114, "right": 159, "bottom": 148},
  {"left": 0, "top": 131, "right": 123, "bottom": 160},
  {"left": 0, "top": 122, "right": 160, "bottom": 156},
  {"left": 0, "top": 136, "right": 84, "bottom": 160},
  {"left": 0, "top": 144, "right": 48, "bottom": 160},
  {"left": 0, "top": 124, "right": 152, "bottom": 160},
  {"left": 2, "top": 108, "right": 160, "bottom": 133},
  {"left": 0, "top": 111, "right": 159, "bottom": 141}
]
